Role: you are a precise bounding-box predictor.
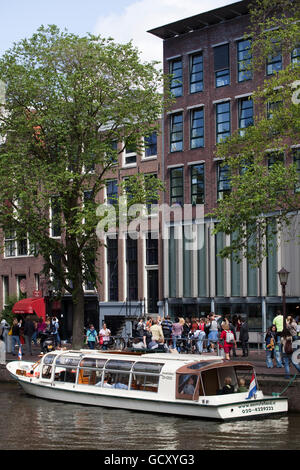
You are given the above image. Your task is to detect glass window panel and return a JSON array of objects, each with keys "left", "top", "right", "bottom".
[
  {"left": 106, "top": 179, "right": 118, "bottom": 205},
  {"left": 191, "top": 164, "right": 205, "bottom": 204},
  {"left": 126, "top": 238, "right": 138, "bottom": 300},
  {"left": 17, "top": 238, "right": 28, "bottom": 256},
  {"left": 237, "top": 39, "right": 252, "bottom": 82},
  {"left": 132, "top": 362, "right": 164, "bottom": 373},
  {"left": 146, "top": 235, "right": 158, "bottom": 265},
  {"left": 105, "top": 360, "right": 134, "bottom": 371},
  {"left": 216, "top": 102, "right": 230, "bottom": 143},
  {"left": 107, "top": 237, "right": 118, "bottom": 301},
  {"left": 170, "top": 59, "right": 183, "bottom": 97},
  {"left": 80, "top": 358, "right": 107, "bottom": 369},
  {"left": 190, "top": 108, "right": 204, "bottom": 149},
  {"left": 190, "top": 53, "right": 203, "bottom": 93},
  {"left": 239, "top": 97, "right": 253, "bottom": 135},
  {"left": 145, "top": 132, "right": 157, "bottom": 157},
  {"left": 292, "top": 45, "right": 300, "bottom": 64},
  {"left": 217, "top": 163, "right": 231, "bottom": 200},
  {"left": 215, "top": 69, "right": 230, "bottom": 87},
  {"left": 56, "top": 356, "right": 81, "bottom": 367},
  {"left": 170, "top": 167, "right": 184, "bottom": 205},
  {"left": 266, "top": 42, "right": 282, "bottom": 75},
  {"left": 43, "top": 354, "right": 56, "bottom": 365},
  {"left": 170, "top": 113, "right": 183, "bottom": 153},
  {"left": 169, "top": 226, "right": 176, "bottom": 297}
]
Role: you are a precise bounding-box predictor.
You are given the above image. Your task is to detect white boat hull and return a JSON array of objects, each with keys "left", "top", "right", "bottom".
[{"left": 9, "top": 364, "right": 288, "bottom": 421}]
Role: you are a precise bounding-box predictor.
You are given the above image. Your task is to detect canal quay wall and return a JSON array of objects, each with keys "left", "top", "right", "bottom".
[{"left": 1, "top": 349, "right": 300, "bottom": 413}]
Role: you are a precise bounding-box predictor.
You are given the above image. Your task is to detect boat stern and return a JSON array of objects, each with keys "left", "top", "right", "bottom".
[{"left": 217, "top": 395, "right": 288, "bottom": 420}]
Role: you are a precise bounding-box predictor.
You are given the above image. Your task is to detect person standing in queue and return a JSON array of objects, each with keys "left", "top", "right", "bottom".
[
  {"left": 11, "top": 318, "right": 23, "bottom": 356},
  {"left": 99, "top": 323, "right": 111, "bottom": 350},
  {"left": 171, "top": 317, "right": 183, "bottom": 352},
  {"left": 24, "top": 315, "right": 35, "bottom": 356},
  {"left": 86, "top": 324, "right": 99, "bottom": 350},
  {"left": 239, "top": 318, "right": 249, "bottom": 357}
]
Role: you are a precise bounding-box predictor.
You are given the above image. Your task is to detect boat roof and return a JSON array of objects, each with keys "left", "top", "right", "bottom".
[{"left": 44, "top": 350, "right": 225, "bottom": 372}]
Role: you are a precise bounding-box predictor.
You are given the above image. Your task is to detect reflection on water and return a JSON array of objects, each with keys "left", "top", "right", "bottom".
[{"left": 1, "top": 382, "right": 299, "bottom": 450}]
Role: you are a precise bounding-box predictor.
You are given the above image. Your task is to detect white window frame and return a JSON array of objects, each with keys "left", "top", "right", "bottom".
[{"left": 4, "top": 231, "right": 35, "bottom": 258}]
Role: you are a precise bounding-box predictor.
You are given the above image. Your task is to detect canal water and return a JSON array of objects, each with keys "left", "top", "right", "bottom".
[{"left": 1, "top": 382, "right": 300, "bottom": 450}]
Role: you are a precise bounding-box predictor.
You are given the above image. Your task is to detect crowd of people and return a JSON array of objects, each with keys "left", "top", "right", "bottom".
[
  {"left": 265, "top": 311, "right": 300, "bottom": 378},
  {"left": 0, "top": 315, "right": 61, "bottom": 357},
  {"left": 1, "top": 309, "right": 300, "bottom": 377},
  {"left": 131, "top": 313, "right": 250, "bottom": 360}
]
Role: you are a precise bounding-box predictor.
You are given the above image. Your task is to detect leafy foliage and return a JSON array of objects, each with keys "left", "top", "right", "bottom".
[{"left": 0, "top": 26, "right": 167, "bottom": 347}]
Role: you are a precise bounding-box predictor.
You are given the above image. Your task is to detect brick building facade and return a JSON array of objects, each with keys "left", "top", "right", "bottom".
[{"left": 149, "top": 0, "right": 300, "bottom": 334}]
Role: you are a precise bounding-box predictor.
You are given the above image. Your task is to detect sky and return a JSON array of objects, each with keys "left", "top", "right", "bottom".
[{"left": 0, "top": 0, "right": 235, "bottom": 64}]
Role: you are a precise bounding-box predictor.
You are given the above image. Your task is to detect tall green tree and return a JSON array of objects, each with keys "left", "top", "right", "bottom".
[
  {"left": 0, "top": 26, "right": 166, "bottom": 348},
  {"left": 212, "top": 0, "right": 300, "bottom": 265}
]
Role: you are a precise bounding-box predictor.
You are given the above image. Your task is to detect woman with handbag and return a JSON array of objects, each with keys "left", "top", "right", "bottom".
[{"left": 99, "top": 323, "right": 111, "bottom": 350}]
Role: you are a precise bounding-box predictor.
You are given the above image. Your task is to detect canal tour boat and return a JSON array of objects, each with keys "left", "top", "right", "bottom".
[{"left": 6, "top": 349, "right": 288, "bottom": 421}]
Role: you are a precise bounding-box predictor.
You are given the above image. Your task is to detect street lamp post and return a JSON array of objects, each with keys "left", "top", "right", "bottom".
[{"left": 277, "top": 267, "right": 289, "bottom": 329}]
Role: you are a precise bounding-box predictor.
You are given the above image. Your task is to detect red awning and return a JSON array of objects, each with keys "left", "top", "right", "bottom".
[{"left": 12, "top": 297, "right": 46, "bottom": 320}]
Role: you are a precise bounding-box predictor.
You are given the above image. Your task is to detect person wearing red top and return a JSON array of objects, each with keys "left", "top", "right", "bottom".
[
  {"left": 220, "top": 324, "right": 236, "bottom": 360},
  {"left": 198, "top": 318, "right": 205, "bottom": 331},
  {"left": 190, "top": 318, "right": 199, "bottom": 333}
]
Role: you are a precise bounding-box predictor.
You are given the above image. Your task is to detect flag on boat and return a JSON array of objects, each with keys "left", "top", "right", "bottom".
[
  {"left": 18, "top": 345, "right": 22, "bottom": 361},
  {"left": 246, "top": 373, "right": 257, "bottom": 399}
]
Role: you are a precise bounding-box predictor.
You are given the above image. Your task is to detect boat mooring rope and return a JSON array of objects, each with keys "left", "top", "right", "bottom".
[{"left": 272, "top": 373, "right": 297, "bottom": 397}]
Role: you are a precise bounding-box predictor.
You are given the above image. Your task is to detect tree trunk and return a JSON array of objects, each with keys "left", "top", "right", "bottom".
[
  {"left": 66, "top": 237, "right": 86, "bottom": 350},
  {"left": 71, "top": 284, "right": 85, "bottom": 350}
]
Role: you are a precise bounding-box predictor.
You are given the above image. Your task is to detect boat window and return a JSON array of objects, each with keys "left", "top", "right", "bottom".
[
  {"left": 201, "top": 369, "right": 219, "bottom": 396},
  {"left": 217, "top": 367, "right": 237, "bottom": 392},
  {"left": 177, "top": 374, "right": 198, "bottom": 400},
  {"left": 54, "top": 356, "right": 79, "bottom": 384},
  {"left": 132, "top": 362, "right": 164, "bottom": 374},
  {"left": 41, "top": 354, "right": 56, "bottom": 379},
  {"left": 43, "top": 354, "right": 56, "bottom": 365},
  {"left": 101, "top": 371, "right": 130, "bottom": 390},
  {"left": 41, "top": 365, "right": 52, "bottom": 379},
  {"left": 188, "top": 362, "right": 214, "bottom": 370},
  {"left": 79, "top": 358, "right": 107, "bottom": 369},
  {"left": 93, "top": 360, "right": 134, "bottom": 389},
  {"left": 105, "top": 360, "right": 134, "bottom": 371},
  {"left": 56, "top": 356, "right": 81, "bottom": 367},
  {"left": 130, "top": 362, "right": 164, "bottom": 393},
  {"left": 54, "top": 366, "right": 77, "bottom": 384},
  {"left": 77, "top": 359, "right": 107, "bottom": 386},
  {"left": 79, "top": 368, "right": 102, "bottom": 386},
  {"left": 234, "top": 366, "right": 254, "bottom": 393}
]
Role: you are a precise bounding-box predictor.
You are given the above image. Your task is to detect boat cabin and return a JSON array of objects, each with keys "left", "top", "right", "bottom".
[
  {"left": 175, "top": 361, "right": 254, "bottom": 401},
  {"left": 36, "top": 351, "right": 255, "bottom": 399}
]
